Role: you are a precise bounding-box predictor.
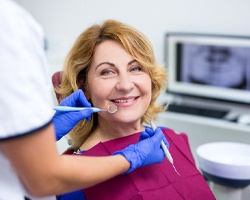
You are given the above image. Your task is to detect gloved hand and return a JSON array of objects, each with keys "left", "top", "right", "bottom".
[
  {"left": 52, "top": 89, "right": 93, "bottom": 141},
  {"left": 113, "top": 127, "right": 169, "bottom": 173},
  {"left": 140, "top": 127, "right": 170, "bottom": 149}
]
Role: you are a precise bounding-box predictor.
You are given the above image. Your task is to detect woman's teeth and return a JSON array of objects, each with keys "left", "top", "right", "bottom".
[{"left": 113, "top": 98, "right": 134, "bottom": 103}]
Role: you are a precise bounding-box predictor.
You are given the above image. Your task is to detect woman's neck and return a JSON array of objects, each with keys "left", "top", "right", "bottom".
[{"left": 80, "top": 120, "right": 144, "bottom": 150}]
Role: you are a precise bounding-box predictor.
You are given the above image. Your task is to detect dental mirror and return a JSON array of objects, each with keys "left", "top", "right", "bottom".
[
  {"left": 96, "top": 104, "right": 117, "bottom": 113},
  {"left": 106, "top": 104, "right": 118, "bottom": 114}
]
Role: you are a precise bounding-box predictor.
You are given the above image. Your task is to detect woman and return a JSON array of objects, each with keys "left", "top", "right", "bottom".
[{"left": 56, "top": 19, "right": 215, "bottom": 200}]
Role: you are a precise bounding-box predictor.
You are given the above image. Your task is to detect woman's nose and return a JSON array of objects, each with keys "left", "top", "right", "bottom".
[{"left": 115, "top": 74, "right": 134, "bottom": 92}]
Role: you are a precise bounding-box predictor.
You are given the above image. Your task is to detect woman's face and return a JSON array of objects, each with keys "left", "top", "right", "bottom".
[{"left": 87, "top": 40, "right": 152, "bottom": 124}]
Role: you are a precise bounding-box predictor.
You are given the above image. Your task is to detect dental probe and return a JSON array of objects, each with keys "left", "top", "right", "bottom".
[
  {"left": 54, "top": 106, "right": 101, "bottom": 112},
  {"left": 54, "top": 104, "right": 118, "bottom": 114},
  {"left": 150, "top": 121, "right": 180, "bottom": 175}
]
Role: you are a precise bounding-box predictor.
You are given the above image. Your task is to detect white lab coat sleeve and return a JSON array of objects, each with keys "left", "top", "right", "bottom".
[
  {"left": 0, "top": 0, "right": 54, "bottom": 139},
  {"left": 0, "top": 1, "right": 55, "bottom": 199}
]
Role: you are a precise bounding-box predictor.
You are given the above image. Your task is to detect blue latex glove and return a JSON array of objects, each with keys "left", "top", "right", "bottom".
[
  {"left": 113, "top": 127, "right": 168, "bottom": 173},
  {"left": 52, "top": 89, "right": 94, "bottom": 141},
  {"left": 140, "top": 127, "right": 170, "bottom": 149}
]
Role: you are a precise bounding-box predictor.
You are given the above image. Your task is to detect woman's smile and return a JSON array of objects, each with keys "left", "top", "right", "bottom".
[{"left": 110, "top": 96, "right": 139, "bottom": 107}]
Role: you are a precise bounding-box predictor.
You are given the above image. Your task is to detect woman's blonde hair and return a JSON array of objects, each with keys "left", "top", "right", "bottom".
[{"left": 56, "top": 19, "right": 167, "bottom": 149}]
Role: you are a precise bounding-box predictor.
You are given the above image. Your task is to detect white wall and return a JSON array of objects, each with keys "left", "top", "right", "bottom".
[{"left": 16, "top": 0, "right": 250, "bottom": 75}]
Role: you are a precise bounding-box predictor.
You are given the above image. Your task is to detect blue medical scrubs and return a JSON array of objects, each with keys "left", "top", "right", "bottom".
[{"left": 57, "top": 190, "right": 86, "bottom": 200}]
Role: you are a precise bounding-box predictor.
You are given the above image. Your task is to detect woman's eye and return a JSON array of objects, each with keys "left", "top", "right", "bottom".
[
  {"left": 100, "top": 69, "right": 116, "bottom": 76},
  {"left": 131, "top": 65, "right": 143, "bottom": 72}
]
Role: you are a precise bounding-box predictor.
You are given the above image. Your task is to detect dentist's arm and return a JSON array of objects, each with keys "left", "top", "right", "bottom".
[{"left": 2, "top": 122, "right": 166, "bottom": 197}]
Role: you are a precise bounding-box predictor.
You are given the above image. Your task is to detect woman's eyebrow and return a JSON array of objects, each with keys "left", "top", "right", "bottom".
[
  {"left": 95, "top": 62, "right": 115, "bottom": 71},
  {"left": 95, "top": 59, "right": 137, "bottom": 71},
  {"left": 128, "top": 59, "right": 137, "bottom": 66}
]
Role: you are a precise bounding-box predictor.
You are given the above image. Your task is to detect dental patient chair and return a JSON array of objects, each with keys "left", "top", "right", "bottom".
[{"left": 52, "top": 71, "right": 62, "bottom": 104}]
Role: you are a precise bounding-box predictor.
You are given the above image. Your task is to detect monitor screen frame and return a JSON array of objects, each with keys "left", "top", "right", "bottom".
[{"left": 164, "top": 32, "right": 250, "bottom": 104}]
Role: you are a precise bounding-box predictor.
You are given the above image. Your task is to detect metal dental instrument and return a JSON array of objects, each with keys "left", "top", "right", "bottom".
[
  {"left": 54, "top": 104, "right": 118, "bottom": 114},
  {"left": 150, "top": 120, "right": 180, "bottom": 176}
]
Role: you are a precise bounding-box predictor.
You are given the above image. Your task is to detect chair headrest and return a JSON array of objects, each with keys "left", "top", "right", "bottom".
[{"left": 52, "top": 71, "right": 62, "bottom": 104}]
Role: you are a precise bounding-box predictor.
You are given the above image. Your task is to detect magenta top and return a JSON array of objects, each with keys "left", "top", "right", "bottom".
[{"left": 65, "top": 128, "right": 215, "bottom": 200}]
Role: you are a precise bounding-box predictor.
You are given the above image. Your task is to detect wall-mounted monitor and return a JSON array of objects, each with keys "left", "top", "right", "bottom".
[{"left": 165, "top": 32, "right": 250, "bottom": 104}]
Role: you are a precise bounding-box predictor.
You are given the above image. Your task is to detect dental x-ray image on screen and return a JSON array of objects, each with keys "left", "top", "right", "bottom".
[
  {"left": 165, "top": 32, "right": 250, "bottom": 104},
  {"left": 179, "top": 43, "right": 250, "bottom": 90}
]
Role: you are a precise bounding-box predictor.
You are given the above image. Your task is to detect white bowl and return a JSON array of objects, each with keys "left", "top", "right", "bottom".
[{"left": 196, "top": 142, "right": 250, "bottom": 187}]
